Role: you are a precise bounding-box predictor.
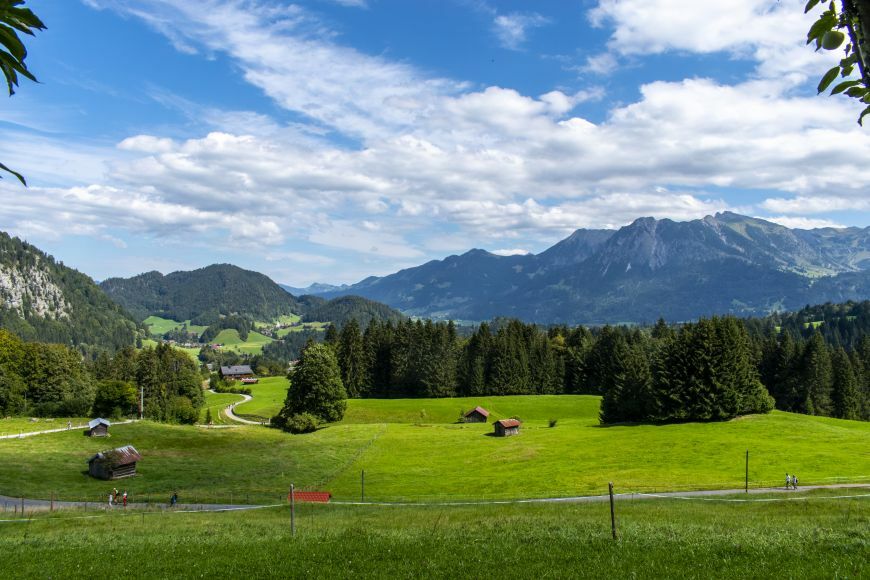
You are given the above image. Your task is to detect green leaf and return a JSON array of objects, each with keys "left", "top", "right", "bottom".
[
  {"left": 804, "top": 0, "right": 821, "bottom": 13},
  {"left": 858, "top": 105, "right": 870, "bottom": 126},
  {"left": 817, "top": 65, "right": 841, "bottom": 93},
  {"left": 830, "top": 80, "right": 862, "bottom": 94},
  {"left": 0, "top": 161, "right": 26, "bottom": 186},
  {"left": 0, "top": 25, "right": 26, "bottom": 60},
  {"left": 845, "top": 85, "right": 869, "bottom": 98}
]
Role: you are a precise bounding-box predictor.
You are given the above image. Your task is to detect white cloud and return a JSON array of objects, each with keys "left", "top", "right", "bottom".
[
  {"left": 493, "top": 12, "right": 550, "bottom": 50},
  {"left": 763, "top": 216, "right": 848, "bottom": 230},
  {"left": 761, "top": 196, "right": 870, "bottom": 214},
  {"left": 492, "top": 248, "right": 530, "bottom": 256}
]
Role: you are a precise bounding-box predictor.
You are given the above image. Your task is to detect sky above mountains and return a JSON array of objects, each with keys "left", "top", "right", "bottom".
[{"left": 1, "top": 0, "right": 868, "bottom": 286}]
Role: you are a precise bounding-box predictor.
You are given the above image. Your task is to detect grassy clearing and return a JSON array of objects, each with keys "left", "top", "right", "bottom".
[
  {"left": 277, "top": 320, "right": 329, "bottom": 336},
  {"left": 0, "top": 421, "right": 381, "bottom": 504},
  {"left": 142, "top": 316, "right": 208, "bottom": 337},
  {"left": 199, "top": 391, "right": 244, "bottom": 425},
  {"left": 1, "top": 490, "right": 866, "bottom": 578},
  {"left": 233, "top": 376, "right": 289, "bottom": 419},
  {"left": 140, "top": 339, "right": 200, "bottom": 362},
  {"left": 0, "top": 417, "right": 90, "bottom": 437},
  {"left": 2, "top": 396, "right": 867, "bottom": 504},
  {"left": 212, "top": 329, "right": 273, "bottom": 355}
]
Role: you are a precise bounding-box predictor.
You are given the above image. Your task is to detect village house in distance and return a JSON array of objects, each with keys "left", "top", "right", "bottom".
[{"left": 220, "top": 365, "right": 255, "bottom": 381}]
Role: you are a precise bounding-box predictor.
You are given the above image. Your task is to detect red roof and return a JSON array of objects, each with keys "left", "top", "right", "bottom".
[
  {"left": 496, "top": 418, "right": 521, "bottom": 428},
  {"left": 464, "top": 406, "right": 490, "bottom": 417},
  {"left": 289, "top": 491, "right": 332, "bottom": 503}
]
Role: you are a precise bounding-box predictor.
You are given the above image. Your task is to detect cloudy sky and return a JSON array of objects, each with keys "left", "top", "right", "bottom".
[{"left": 1, "top": 0, "right": 868, "bottom": 286}]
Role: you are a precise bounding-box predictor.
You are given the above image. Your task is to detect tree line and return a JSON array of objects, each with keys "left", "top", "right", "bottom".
[
  {"left": 325, "top": 315, "right": 869, "bottom": 423},
  {"left": 0, "top": 330, "right": 202, "bottom": 423}
]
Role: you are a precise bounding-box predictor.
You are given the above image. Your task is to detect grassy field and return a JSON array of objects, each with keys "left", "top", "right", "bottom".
[
  {"left": 199, "top": 391, "right": 244, "bottom": 425},
  {"left": 140, "top": 338, "right": 201, "bottom": 362},
  {"left": 233, "top": 376, "right": 290, "bottom": 418},
  {"left": 0, "top": 417, "right": 90, "bottom": 437},
  {"left": 142, "top": 316, "right": 208, "bottom": 338},
  {"left": 0, "top": 489, "right": 866, "bottom": 578},
  {"left": 212, "top": 329, "right": 273, "bottom": 355},
  {"left": 1, "top": 396, "right": 868, "bottom": 504}
]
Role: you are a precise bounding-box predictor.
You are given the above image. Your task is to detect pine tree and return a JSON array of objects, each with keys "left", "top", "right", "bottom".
[
  {"left": 798, "top": 332, "right": 833, "bottom": 416},
  {"left": 831, "top": 347, "right": 860, "bottom": 420},
  {"left": 337, "top": 319, "right": 366, "bottom": 398},
  {"left": 274, "top": 343, "right": 346, "bottom": 426}
]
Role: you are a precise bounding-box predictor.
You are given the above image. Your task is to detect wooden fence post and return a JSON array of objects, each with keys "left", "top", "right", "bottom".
[
  {"left": 609, "top": 482, "right": 617, "bottom": 540},
  {"left": 290, "top": 484, "right": 296, "bottom": 537},
  {"left": 745, "top": 449, "right": 749, "bottom": 493}
]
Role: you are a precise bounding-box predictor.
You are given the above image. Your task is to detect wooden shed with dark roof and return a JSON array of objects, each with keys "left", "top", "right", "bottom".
[
  {"left": 87, "top": 445, "right": 141, "bottom": 480},
  {"left": 493, "top": 418, "right": 521, "bottom": 437},
  {"left": 85, "top": 418, "right": 110, "bottom": 437},
  {"left": 463, "top": 406, "right": 490, "bottom": 423}
]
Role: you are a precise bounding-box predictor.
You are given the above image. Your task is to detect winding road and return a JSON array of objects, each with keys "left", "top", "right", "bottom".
[{"left": 209, "top": 390, "right": 266, "bottom": 425}]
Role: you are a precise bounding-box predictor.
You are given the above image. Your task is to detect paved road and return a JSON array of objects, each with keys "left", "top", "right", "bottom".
[
  {"left": 221, "top": 392, "right": 267, "bottom": 425},
  {"left": 330, "top": 483, "right": 870, "bottom": 506},
  {"left": 0, "top": 494, "right": 271, "bottom": 513},
  {"left": 0, "top": 420, "right": 137, "bottom": 440}
]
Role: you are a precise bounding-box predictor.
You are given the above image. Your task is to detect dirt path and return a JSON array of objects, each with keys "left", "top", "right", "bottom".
[
  {"left": 0, "top": 420, "right": 137, "bottom": 441},
  {"left": 0, "top": 494, "right": 272, "bottom": 513}
]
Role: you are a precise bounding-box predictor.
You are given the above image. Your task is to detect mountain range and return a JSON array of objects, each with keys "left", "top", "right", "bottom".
[{"left": 314, "top": 212, "right": 870, "bottom": 323}]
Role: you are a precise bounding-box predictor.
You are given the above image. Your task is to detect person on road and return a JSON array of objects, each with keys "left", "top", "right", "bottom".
[
  {"left": 108, "top": 491, "right": 113, "bottom": 507},
  {"left": 122, "top": 490, "right": 128, "bottom": 507},
  {"left": 785, "top": 474, "right": 791, "bottom": 489},
  {"left": 793, "top": 475, "right": 798, "bottom": 490},
  {"left": 170, "top": 491, "right": 178, "bottom": 507}
]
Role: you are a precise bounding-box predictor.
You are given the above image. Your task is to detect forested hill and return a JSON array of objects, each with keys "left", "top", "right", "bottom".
[
  {"left": 100, "top": 264, "right": 313, "bottom": 324},
  {"left": 302, "top": 295, "right": 406, "bottom": 328},
  {"left": 0, "top": 232, "right": 139, "bottom": 352}
]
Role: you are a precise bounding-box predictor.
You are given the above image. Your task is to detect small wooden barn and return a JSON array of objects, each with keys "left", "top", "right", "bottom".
[
  {"left": 85, "top": 418, "right": 111, "bottom": 437},
  {"left": 493, "top": 418, "right": 521, "bottom": 437},
  {"left": 87, "top": 445, "right": 141, "bottom": 480},
  {"left": 463, "top": 406, "right": 490, "bottom": 423},
  {"left": 220, "top": 365, "right": 255, "bottom": 381}
]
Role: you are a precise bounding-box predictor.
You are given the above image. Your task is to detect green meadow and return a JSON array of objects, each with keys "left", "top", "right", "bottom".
[
  {"left": 142, "top": 316, "right": 208, "bottom": 337},
  {"left": 199, "top": 391, "right": 245, "bottom": 425},
  {"left": 0, "top": 417, "right": 90, "bottom": 437},
  {"left": 1, "top": 490, "right": 867, "bottom": 578},
  {"left": 212, "top": 328, "right": 273, "bottom": 355},
  {"left": 233, "top": 376, "right": 290, "bottom": 419},
  {"left": 1, "top": 396, "right": 867, "bottom": 504}
]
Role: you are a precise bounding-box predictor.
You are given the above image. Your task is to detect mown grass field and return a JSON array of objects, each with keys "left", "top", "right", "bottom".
[
  {"left": 199, "top": 391, "right": 244, "bottom": 425},
  {"left": 233, "top": 376, "right": 290, "bottom": 418},
  {"left": 0, "top": 417, "right": 90, "bottom": 437},
  {"left": 142, "top": 316, "right": 208, "bottom": 337},
  {"left": 212, "top": 328, "right": 273, "bottom": 355},
  {"left": 140, "top": 338, "right": 200, "bottom": 362},
  {"left": 0, "top": 490, "right": 866, "bottom": 578},
  {"left": 1, "top": 396, "right": 868, "bottom": 504}
]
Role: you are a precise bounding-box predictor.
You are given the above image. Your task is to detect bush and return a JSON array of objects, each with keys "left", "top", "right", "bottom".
[
  {"left": 549, "top": 418, "right": 558, "bottom": 428},
  {"left": 284, "top": 412, "right": 318, "bottom": 434},
  {"left": 167, "top": 396, "right": 199, "bottom": 424}
]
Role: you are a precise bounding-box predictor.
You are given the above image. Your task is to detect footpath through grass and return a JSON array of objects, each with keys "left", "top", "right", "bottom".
[
  {"left": 0, "top": 417, "right": 90, "bottom": 437},
  {"left": 233, "top": 376, "right": 289, "bottom": 419},
  {"left": 1, "top": 489, "right": 866, "bottom": 578},
  {"left": 199, "top": 391, "right": 244, "bottom": 425}
]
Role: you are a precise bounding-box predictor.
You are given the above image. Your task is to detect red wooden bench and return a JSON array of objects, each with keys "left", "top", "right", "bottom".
[{"left": 288, "top": 491, "right": 332, "bottom": 503}]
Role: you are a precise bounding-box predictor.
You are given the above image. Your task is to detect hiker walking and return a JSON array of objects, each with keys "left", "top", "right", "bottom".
[
  {"left": 122, "top": 490, "right": 128, "bottom": 507},
  {"left": 108, "top": 490, "right": 113, "bottom": 507},
  {"left": 793, "top": 475, "right": 798, "bottom": 490},
  {"left": 170, "top": 491, "right": 178, "bottom": 508},
  {"left": 785, "top": 474, "right": 791, "bottom": 489},
  {"left": 67, "top": 420, "right": 71, "bottom": 430}
]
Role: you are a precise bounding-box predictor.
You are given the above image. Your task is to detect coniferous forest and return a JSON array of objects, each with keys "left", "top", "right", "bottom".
[{"left": 325, "top": 309, "right": 870, "bottom": 423}]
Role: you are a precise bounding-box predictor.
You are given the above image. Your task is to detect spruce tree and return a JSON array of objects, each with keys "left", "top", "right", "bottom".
[
  {"left": 274, "top": 343, "right": 346, "bottom": 426},
  {"left": 337, "top": 319, "right": 366, "bottom": 398},
  {"left": 831, "top": 347, "right": 860, "bottom": 420}
]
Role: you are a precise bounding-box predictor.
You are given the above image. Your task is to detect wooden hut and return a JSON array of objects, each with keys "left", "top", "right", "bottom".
[
  {"left": 493, "top": 418, "right": 521, "bottom": 437},
  {"left": 220, "top": 365, "right": 255, "bottom": 381},
  {"left": 463, "top": 406, "right": 490, "bottom": 423},
  {"left": 87, "top": 445, "right": 141, "bottom": 480},
  {"left": 85, "top": 418, "right": 111, "bottom": 437}
]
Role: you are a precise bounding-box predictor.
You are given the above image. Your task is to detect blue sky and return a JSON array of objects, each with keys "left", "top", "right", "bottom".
[{"left": 1, "top": 0, "right": 868, "bottom": 287}]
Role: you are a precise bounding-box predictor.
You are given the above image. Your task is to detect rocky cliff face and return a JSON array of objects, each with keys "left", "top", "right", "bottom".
[{"left": 0, "top": 260, "right": 70, "bottom": 320}]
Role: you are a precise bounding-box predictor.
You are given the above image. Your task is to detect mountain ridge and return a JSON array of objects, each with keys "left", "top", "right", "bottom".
[{"left": 317, "top": 212, "right": 870, "bottom": 323}]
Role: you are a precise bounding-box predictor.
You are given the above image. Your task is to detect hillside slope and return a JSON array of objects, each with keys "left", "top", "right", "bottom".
[{"left": 0, "top": 232, "right": 139, "bottom": 351}]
